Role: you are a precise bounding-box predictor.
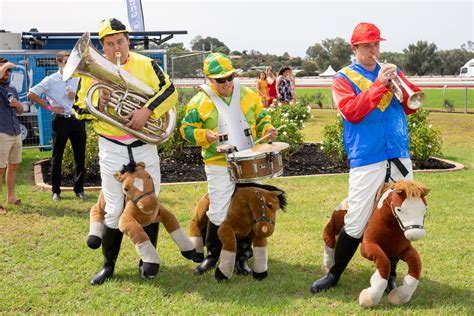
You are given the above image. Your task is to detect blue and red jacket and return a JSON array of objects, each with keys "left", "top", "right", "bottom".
[{"left": 332, "top": 62, "right": 420, "bottom": 168}]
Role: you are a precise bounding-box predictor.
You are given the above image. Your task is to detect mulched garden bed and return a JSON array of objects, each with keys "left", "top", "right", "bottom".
[{"left": 40, "top": 143, "right": 455, "bottom": 186}]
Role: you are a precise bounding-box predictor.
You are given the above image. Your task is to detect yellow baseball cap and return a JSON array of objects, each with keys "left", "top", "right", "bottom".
[
  {"left": 203, "top": 53, "right": 236, "bottom": 79},
  {"left": 98, "top": 18, "right": 128, "bottom": 40}
]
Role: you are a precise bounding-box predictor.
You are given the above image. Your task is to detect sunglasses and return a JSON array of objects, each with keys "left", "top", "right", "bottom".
[{"left": 214, "top": 75, "right": 234, "bottom": 84}]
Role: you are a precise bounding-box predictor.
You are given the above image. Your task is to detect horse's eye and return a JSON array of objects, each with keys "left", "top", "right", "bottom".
[
  {"left": 124, "top": 187, "right": 129, "bottom": 192},
  {"left": 396, "top": 207, "right": 401, "bottom": 212}
]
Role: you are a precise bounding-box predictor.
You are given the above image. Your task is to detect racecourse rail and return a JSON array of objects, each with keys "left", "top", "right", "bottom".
[{"left": 173, "top": 76, "right": 474, "bottom": 89}]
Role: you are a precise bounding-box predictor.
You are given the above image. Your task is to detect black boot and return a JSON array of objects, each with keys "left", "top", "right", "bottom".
[
  {"left": 310, "top": 229, "right": 360, "bottom": 293},
  {"left": 90, "top": 226, "right": 123, "bottom": 285},
  {"left": 195, "top": 222, "right": 221, "bottom": 275},
  {"left": 139, "top": 223, "right": 160, "bottom": 279},
  {"left": 235, "top": 236, "right": 252, "bottom": 276},
  {"left": 385, "top": 256, "right": 399, "bottom": 293}
]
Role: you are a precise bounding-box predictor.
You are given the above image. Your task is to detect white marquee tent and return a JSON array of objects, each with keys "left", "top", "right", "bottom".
[{"left": 319, "top": 65, "right": 336, "bottom": 77}]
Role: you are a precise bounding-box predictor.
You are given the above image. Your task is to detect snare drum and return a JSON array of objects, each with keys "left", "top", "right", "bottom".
[{"left": 226, "top": 149, "right": 283, "bottom": 183}]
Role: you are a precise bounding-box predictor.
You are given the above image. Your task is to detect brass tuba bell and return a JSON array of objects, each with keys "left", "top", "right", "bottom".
[{"left": 63, "top": 32, "right": 176, "bottom": 144}]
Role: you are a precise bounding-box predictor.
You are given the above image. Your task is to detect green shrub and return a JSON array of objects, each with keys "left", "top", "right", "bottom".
[
  {"left": 157, "top": 103, "right": 189, "bottom": 159},
  {"left": 321, "top": 108, "right": 443, "bottom": 165},
  {"left": 443, "top": 98, "right": 455, "bottom": 112},
  {"left": 298, "top": 92, "right": 325, "bottom": 108},
  {"left": 407, "top": 109, "right": 443, "bottom": 160},
  {"left": 321, "top": 114, "right": 347, "bottom": 165},
  {"left": 266, "top": 103, "right": 312, "bottom": 159}
]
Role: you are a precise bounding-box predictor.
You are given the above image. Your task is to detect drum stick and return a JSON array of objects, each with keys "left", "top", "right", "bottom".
[{"left": 254, "top": 125, "right": 286, "bottom": 144}]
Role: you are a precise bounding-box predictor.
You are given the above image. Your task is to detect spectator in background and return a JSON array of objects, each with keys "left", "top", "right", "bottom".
[
  {"left": 0, "top": 58, "right": 24, "bottom": 215},
  {"left": 288, "top": 67, "right": 297, "bottom": 102},
  {"left": 28, "top": 51, "right": 87, "bottom": 202},
  {"left": 265, "top": 66, "right": 277, "bottom": 106},
  {"left": 255, "top": 71, "right": 269, "bottom": 107},
  {"left": 276, "top": 66, "right": 293, "bottom": 104}
]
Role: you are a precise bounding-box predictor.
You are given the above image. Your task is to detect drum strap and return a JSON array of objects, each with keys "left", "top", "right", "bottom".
[{"left": 200, "top": 79, "right": 254, "bottom": 151}]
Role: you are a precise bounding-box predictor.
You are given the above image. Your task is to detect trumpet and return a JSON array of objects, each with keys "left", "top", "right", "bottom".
[{"left": 374, "top": 57, "right": 425, "bottom": 110}]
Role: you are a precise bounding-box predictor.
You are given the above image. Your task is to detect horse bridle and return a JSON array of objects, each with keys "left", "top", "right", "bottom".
[
  {"left": 253, "top": 190, "right": 275, "bottom": 225},
  {"left": 131, "top": 177, "right": 156, "bottom": 205},
  {"left": 389, "top": 190, "right": 425, "bottom": 232}
]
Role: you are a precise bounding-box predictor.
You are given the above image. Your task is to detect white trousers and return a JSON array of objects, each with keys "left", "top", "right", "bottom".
[
  {"left": 98, "top": 137, "right": 161, "bottom": 229},
  {"left": 345, "top": 158, "right": 413, "bottom": 239},
  {"left": 205, "top": 165, "right": 235, "bottom": 226}
]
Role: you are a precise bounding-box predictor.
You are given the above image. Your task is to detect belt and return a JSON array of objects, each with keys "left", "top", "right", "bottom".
[{"left": 53, "top": 114, "right": 75, "bottom": 118}]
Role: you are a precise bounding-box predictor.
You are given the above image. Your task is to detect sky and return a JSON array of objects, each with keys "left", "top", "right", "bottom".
[{"left": 0, "top": 0, "right": 472, "bottom": 57}]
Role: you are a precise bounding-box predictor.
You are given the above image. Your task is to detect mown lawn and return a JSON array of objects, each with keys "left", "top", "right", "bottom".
[
  {"left": 0, "top": 110, "right": 472, "bottom": 314},
  {"left": 297, "top": 87, "right": 474, "bottom": 112}
]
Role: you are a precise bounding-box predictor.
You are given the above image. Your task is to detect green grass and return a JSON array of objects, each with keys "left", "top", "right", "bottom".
[
  {"left": 1, "top": 110, "right": 473, "bottom": 314},
  {"left": 296, "top": 87, "right": 474, "bottom": 111}
]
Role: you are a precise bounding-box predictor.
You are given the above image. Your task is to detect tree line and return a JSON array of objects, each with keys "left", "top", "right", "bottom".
[{"left": 158, "top": 36, "right": 474, "bottom": 77}]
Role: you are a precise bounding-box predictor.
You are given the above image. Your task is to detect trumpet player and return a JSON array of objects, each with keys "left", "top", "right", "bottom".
[
  {"left": 311, "top": 22, "right": 422, "bottom": 294},
  {"left": 74, "top": 18, "right": 179, "bottom": 285}
]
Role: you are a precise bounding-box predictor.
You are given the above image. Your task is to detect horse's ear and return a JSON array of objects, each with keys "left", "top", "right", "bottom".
[
  {"left": 395, "top": 189, "right": 407, "bottom": 200},
  {"left": 272, "top": 191, "right": 283, "bottom": 196},
  {"left": 113, "top": 172, "right": 124, "bottom": 182},
  {"left": 136, "top": 162, "right": 146, "bottom": 170}
]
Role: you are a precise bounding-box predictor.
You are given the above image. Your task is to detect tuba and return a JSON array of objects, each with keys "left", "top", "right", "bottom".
[
  {"left": 374, "top": 57, "right": 425, "bottom": 110},
  {"left": 63, "top": 32, "right": 176, "bottom": 144}
]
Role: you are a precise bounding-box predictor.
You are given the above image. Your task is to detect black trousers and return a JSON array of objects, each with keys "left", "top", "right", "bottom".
[{"left": 50, "top": 116, "right": 87, "bottom": 194}]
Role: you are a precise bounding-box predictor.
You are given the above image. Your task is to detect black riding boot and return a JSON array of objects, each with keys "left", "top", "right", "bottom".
[
  {"left": 139, "top": 223, "right": 160, "bottom": 279},
  {"left": 235, "top": 236, "right": 252, "bottom": 276},
  {"left": 195, "top": 222, "right": 221, "bottom": 275},
  {"left": 90, "top": 226, "right": 123, "bottom": 285},
  {"left": 310, "top": 229, "right": 360, "bottom": 293},
  {"left": 385, "top": 256, "right": 399, "bottom": 293}
]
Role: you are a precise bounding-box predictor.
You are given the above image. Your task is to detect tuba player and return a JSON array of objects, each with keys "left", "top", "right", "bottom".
[{"left": 74, "top": 18, "right": 178, "bottom": 285}]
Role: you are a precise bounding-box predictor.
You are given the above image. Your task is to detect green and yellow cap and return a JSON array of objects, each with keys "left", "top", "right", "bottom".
[
  {"left": 99, "top": 18, "right": 128, "bottom": 40},
  {"left": 203, "top": 53, "right": 235, "bottom": 78}
]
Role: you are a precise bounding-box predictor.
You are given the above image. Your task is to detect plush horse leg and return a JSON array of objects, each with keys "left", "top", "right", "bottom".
[
  {"left": 90, "top": 225, "right": 123, "bottom": 285},
  {"left": 119, "top": 210, "right": 160, "bottom": 279},
  {"left": 189, "top": 193, "right": 210, "bottom": 262},
  {"left": 321, "top": 205, "right": 346, "bottom": 275},
  {"left": 235, "top": 236, "right": 252, "bottom": 276},
  {"left": 388, "top": 247, "right": 421, "bottom": 305},
  {"left": 138, "top": 222, "right": 159, "bottom": 277},
  {"left": 322, "top": 244, "right": 335, "bottom": 274},
  {"left": 386, "top": 256, "right": 400, "bottom": 293},
  {"left": 87, "top": 192, "right": 106, "bottom": 249},
  {"left": 359, "top": 270, "right": 389, "bottom": 308},
  {"left": 311, "top": 228, "right": 360, "bottom": 293},
  {"left": 252, "top": 237, "right": 268, "bottom": 280},
  {"left": 158, "top": 204, "right": 197, "bottom": 261},
  {"left": 195, "top": 222, "right": 221, "bottom": 275},
  {"left": 358, "top": 242, "right": 391, "bottom": 306},
  {"left": 215, "top": 223, "right": 237, "bottom": 281}
]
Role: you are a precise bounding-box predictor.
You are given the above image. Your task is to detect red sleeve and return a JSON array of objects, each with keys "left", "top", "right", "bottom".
[
  {"left": 397, "top": 69, "right": 421, "bottom": 115},
  {"left": 333, "top": 76, "right": 391, "bottom": 123}
]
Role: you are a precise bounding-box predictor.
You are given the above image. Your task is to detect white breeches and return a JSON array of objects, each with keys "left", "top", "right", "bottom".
[
  {"left": 344, "top": 158, "right": 413, "bottom": 239},
  {"left": 98, "top": 137, "right": 161, "bottom": 229},
  {"left": 205, "top": 165, "right": 235, "bottom": 226}
]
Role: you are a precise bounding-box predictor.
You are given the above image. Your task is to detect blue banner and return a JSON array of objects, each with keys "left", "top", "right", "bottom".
[{"left": 126, "top": 0, "right": 145, "bottom": 32}]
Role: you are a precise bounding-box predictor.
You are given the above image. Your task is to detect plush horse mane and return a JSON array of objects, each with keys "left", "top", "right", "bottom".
[
  {"left": 392, "top": 180, "right": 430, "bottom": 198},
  {"left": 236, "top": 183, "right": 287, "bottom": 210}
]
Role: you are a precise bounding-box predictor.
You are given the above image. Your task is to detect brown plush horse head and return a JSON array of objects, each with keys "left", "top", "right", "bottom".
[
  {"left": 376, "top": 180, "right": 430, "bottom": 241},
  {"left": 247, "top": 187, "right": 284, "bottom": 238},
  {"left": 113, "top": 162, "right": 158, "bottom": 215}
]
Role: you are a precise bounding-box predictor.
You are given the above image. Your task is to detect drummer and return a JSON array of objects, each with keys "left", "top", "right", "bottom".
[{"left": 180, "top": 53, "right": 278, "bottom": 276}]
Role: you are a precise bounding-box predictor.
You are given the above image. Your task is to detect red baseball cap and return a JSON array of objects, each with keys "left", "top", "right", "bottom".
[{"left": 351, "top": 22, "right": 386, "bottom": 46}]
